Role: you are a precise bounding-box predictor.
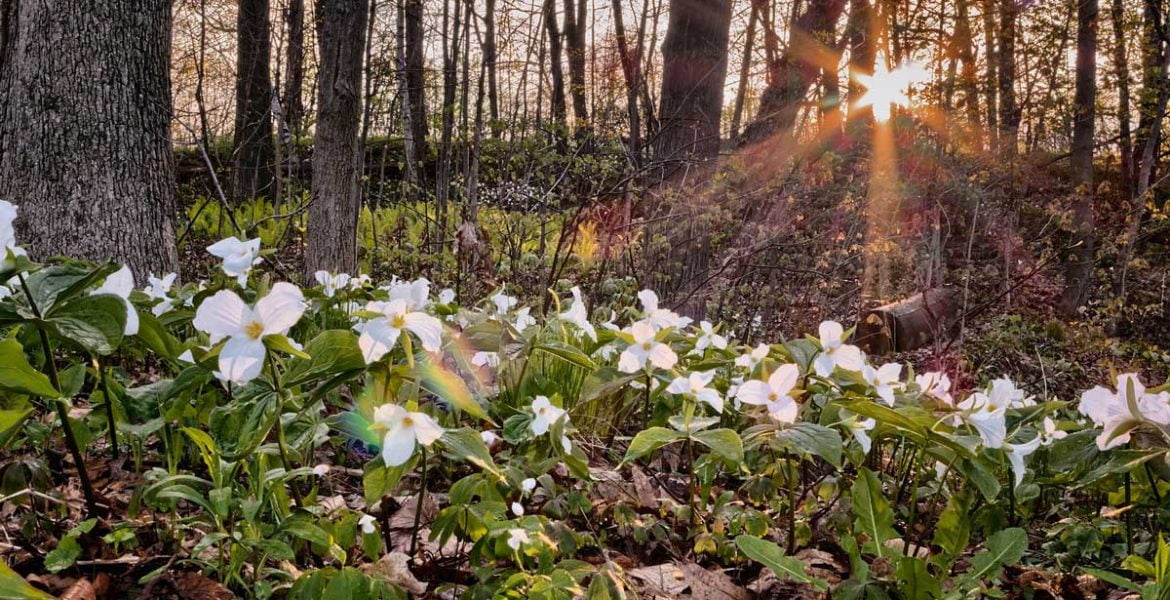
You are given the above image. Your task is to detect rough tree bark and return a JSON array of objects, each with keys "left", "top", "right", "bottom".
[
  {"left": 234, "top": 0, "right": 278, "bottom": 201},
  {"left": 655, "top": 0, "right": 733, "bottom": 162},
  {"left": 543, "top": 0, "right": 568, "bottom": 127},
  {"left": 742, "top": 0, "right": 847, "bottom": 142},
  {"left": 305, "top": 0, "right": 368, "bottom": 276},
  {"left": 284, "top": 0, "right": 306, "bottom": 138},
  {"left": 996, "top": 0, "right": 1019, "bottom": 154},
  {"left": 404, "top": 0, "right": 427, "bottom": 182},
  {"left": 1110, "top": 0, "right": 1132, "bottom": 200},
  {"left": 564, "top": 0, "right": 589, "bottom": 131},
  {"left": 612, "top": 0, "right": 644, "bottom": 165},
  {"left": 0, "top": 0, "right": 179, "bottom": 279},
  {"left": 1061, "top": 0, "right": 1098, "bottom": 311}
]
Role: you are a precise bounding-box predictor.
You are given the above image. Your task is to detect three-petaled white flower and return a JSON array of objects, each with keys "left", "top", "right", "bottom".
[
  {"left": 192, "top": 282, "right": 306, "bottom": 385},
  {"left": 1079, "top": 373, "right": 1170, "bottom": 450},
  {"left": 1004, "top": 436, "right": 1043, "bottom": 488},
  {"left": 92, "top": 265, "right": 139, "bottom": 336},
  {"left": 521, "top": 478, "right": 537, "bottom": 493},
  {"left": 206, "top": 237, "right": 262, "bottom": 286},
  {"left": 372, "top": 403, "right": 444, "bottom": 467},
  {"left": 491, "top": 287, "right": 518, "bottom": 314},
  {"left": 529, "top": 396, "right": 566, "bottom": 436},
  {"left": 734, "top": 343, "right": 770, "bottom": 371},
  {"left": 355, "top": 299, "right": 443, "bottom": 363},
  {"left": 144, "top": 272, "right": 178, "bottom": 316},
  {"left": 314, "top": 271, "right": 351, "bottom": 298},
  {"left": 385, "top": 277, "right": 431, "bottom": 310},
  {"left": 666, "top": 371, "right": 724, "bottom": 414},
  {"left": 514, "top": 307, "right": 536, "bottom": 332},
  {"left": 737, "top": 363, "right": 801, "bottom": 424},
  {"left": 558, "top": 286, "right": 597, "bottom": 341},
  {"left": 957, "top": 391, "right": 1007, "bottom": 449},
  {"left": 1040, "top": 416, "right": 1067, "bottom": 446},
  {"left": 862, "top": 362, "right": 903, "bottom": 406},
  {"left": 845, "top": 413, "right": 877, "bottom": 454},
  {"left": 812, "top": 321, "right": 863, "bottom": 377},
  {"left": 916, "top": 371, "right": 953, "bottom": 405},
  {"left": 358, "top": 514, "right": 377, "bottom": 535},
  {"left": 618, "top": 320, "right": 677, "bottom": 373},
  {"left": 637, "top": 289, "right": 691, "bottom": 330},
  {"left": 438, "top": 288, "right": 456, "bottom": 304},
  {"left": 693, "top": 321, "right": 728, "bottom": 354},
  {"left": 507, "top": 528, "right": 529, "bottom": 550}
]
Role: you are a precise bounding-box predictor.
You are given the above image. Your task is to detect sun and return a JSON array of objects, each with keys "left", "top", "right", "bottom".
[{"left": 853, "top": 55, "right": 930, "bottom": 122}]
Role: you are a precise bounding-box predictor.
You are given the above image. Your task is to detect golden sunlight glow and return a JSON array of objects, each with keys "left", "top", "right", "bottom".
[{"left": 853, "top": 55, "right": 931, "bottom": 122}]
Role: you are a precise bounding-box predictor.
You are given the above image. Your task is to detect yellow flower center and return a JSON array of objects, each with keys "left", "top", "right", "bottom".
[
  {"left": 391, "top": 314, "right": 407, "bottom": 328},
  {"left": 244, "top": 321, "right": 264, "bottom": 339},
  {"left": 641, "top": 341, "right": 653, "bottom": 351},
  {"left": 402, "top": 416, "right": 414, "bottom": 427},
  {"left": 768, "top": 392, "right": 779, "bottom": 402},
  {"left": 538, "top": 407, "right": 548, "bottom": 415}
]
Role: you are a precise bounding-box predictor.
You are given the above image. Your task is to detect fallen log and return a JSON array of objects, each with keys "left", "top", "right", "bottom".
[{"left": 855, "top": 288, "right": 959, "bottom": 355}]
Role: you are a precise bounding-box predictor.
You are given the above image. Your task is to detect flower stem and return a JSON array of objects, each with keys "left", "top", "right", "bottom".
[
  {"left": 410, "top": 446, "right": 428, "bottom": 559},
  {"left": 267, "top": 357, "right": 304, "bottom": 508},
  {"left": 18, "top": 274, "right": 99, "bottom": 516},
  {"left": 96, "top": 359, "right": 120, "bottom": 459}
]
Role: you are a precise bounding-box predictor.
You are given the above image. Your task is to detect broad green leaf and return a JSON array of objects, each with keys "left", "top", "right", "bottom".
[
  {"left": 932, "top": 492, "right": 972, "bottom": 562},
  {"left": 416, "top": 358, "right": 490, "bottom": 421},
  {"left": 773, "top": 422, "right": 843, "bottom": 468},
  {"left": 851, "top": 468, "right": 898, "bottom": 558},
  {"left": 264, "top": 333, "right": 311, "bottom": 359},
  {"left": 440, "top": 427, "right": 502, "bottom": 478},
  {"left": 0, "top": 339, "right": 59, "bottom": 398},
  {"left": 967, "top": 527, "right": 1027, "bottom": 581},
  {"left": 734, "top": 535, "right": 827, "bottom": 589},
  {"left": 135, "top": 311, "right": 182, "bottom": 359},
  {"left": 895, "top": 556, "right": 940, "bottom": 600},
  {"left": 579, "top": 367, "right": 639, "bottom": 403},
  {"left": 620, "top": 427, "right": 684, "bottom": 465},
  {"left": 535, "top": 341, "right": 596, "bottom": 370},
  {"left": 24, "top": 263, "right": 115, "bottom": 312},
  {"left": 692, "top": 428, "right": 744, "bottom": 463},
  {"left": 281, "top": 518, "right": 333, "bottom": 547},
  {"left": 0, "top": 560, "right": 54, "bottom": 599},
  {"left": 285, "top": 330, "right": 366, "bottom": 386},
  {"left": 45, "top": 294, "right": 126, "bottom": 355},
  {"left": 1081, "top": 567, "right": 1141, "bottom": 591}
]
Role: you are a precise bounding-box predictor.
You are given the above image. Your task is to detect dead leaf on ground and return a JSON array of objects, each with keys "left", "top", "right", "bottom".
[
  {"left": 680, "top": 562, "right": 750, "bottom": 600},
  {"left": 139, "top": 571, "right": 233, "bottom": 600},
  {"left": 388, "top": 494, "right": 439, "bottom": 530},
  {"left": 629, "top": 563, "right": 689, "bottom": 597},
  {"left": 360, "top": 551, "right": 427, "bottom": 595}
]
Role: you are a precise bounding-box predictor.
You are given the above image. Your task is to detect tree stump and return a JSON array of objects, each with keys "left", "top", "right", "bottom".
[{"left": 855, "top": 288, "right": 959, "bottom": 355}]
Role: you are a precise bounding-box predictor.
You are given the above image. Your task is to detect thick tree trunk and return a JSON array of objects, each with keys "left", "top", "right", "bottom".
[
  {"left": 564, "top": 0, "right": 589, "bottom": 130},
  {"left": 1061, "top": 0, "right": 1098, "bottom": 311},
  {"left": 655, "top": 0, "right": 733, "bottom": 162},
  {"left": 742, "top": 0, "right": 846, "bottom": 142},
  {"left": 305, "top": 0, "right": 368, "bottom": 276},
  {"left": 284, "top": 0, "right": 306, "bottom": 138},
  {"left": 996, "top": 0, "right": 1019, "bottom": 154},
  {"left": 234, "top": 0, "right": 277, "bottom": 201},
  {"left": 0, "top": 0, "right": 179, "bottom": 279}
]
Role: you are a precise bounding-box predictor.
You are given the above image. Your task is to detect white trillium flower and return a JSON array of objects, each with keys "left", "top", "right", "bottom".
[
  {"left": 192, "top": 283, "right": 306, "bottom": 385},
  {"left": 385, "top": 277, "right": 431, "bottom": 310},
  {"left": 558, "top": 286, "right": 597, "bottom": 341},
  {"left": 666, "top": 371, "right": 724, "bottom": 414},
  {"left": 693, "top": 320, "right": 728, "bottom": 353},
  {"left": 737, "top": 363, "right": 801, "bottom": 424},
  {"left": 521, "top": 477, "right": 537, "bottom": 493},
  {"left": 358, "top": 514, "right": 378, "bottom": 535},
  {"left": 206, "top": 237, "right": 262, "bottom": 286},
  {"left": 1079, "top": 373, "right": 1170, "bottom": 450},
  {"left": 312, "top": 464, "right": 332, "bottom": 476},
  {"left": 144, "top": 272, "right": 178, "bottom": 316},
  {"left": 514, "top": 307, "right": 536, "bottom": 332},
  {"left": 618, "top": 320, "right": 677, "bottom": 373},
  {"left": 491, "top": 287, "right": 518, "bottom": 314},
  {"left": 862, "top": 362, "right": 903, "bottom": 406},
  {"left": 481, "top": 430, "right": 500, "bottom": 446},
  {"left": 530, "top": 396, "right": 566, "bottom": 436},
  {"left": 916, "top": 371, "right": 954, "bottom": 405},
  {"left": 92, "top": 265, "right": 139, "bottom": 336},
  {"left": 637, "top": 289, "right": 691, "bottom": 330},
  {"left": 957, "top": 392, "right": 1007, "bottom": 449},
  {"left": 1040, "top": 417, "right": 1067, "bottom": 446},
  {"left": 348, "top": 274, "right": 371, "bottom": 290},
  {"left": 735, "top": 343, "right": 770, "bottom": 371},
  {"left": 438, "top": 288, "right": 456, "bottom": 304},
  {"left": 314, "top": 271, "right": 351, "bottom": 298},
  {"left": 601, "top": 310, "right": 620, "bottom": 332},
  {"left": 1004, "top": 436, "right": 1043, "bottom": 488},
  {"left": 506, "top": 528, "right": 529, "bottom": 550},
  {"left": 355, "top": 298, "right": 443, "bottom": 363},
  {"left": 511, "top": 501, "right": 524, "bottom": 516},
  {"left": 989, "top": 377, "right": 1032, "bottom": 409},
  {"left": 372, "top": 403, "right": 444, "bottom": 467},
  {"left": 845, "top": 415, "right": 877, "bottom": 454},
  {"left": 813, "top": 321, "right": 863, "bottom": 377}
]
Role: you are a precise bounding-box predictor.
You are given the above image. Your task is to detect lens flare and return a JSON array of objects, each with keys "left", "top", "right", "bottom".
[{"left": 853, "top": 55, "right": 930, "bottom": 122}]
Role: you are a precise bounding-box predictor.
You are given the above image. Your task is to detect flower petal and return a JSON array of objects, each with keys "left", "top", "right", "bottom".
[
  {"left": 381, "top": 424, "right": 417, "bottom": 467},
  {"left": 357, "top": 319, "right": 401, "bottom": 364},
  {"left": 193, "top": 290, "right": 250, "bottom": 342},
  {"left": 256, "top": 282, "right": 305, "bottom": 335},
  {"left": 410, "top": 412, "right": 444, "bottom": 446},
  {"left": 218, "top": 336, "right": 266, "bottom": 385},
  {"left": 404, "top": 312, "right": 443, "bottom": 351}
]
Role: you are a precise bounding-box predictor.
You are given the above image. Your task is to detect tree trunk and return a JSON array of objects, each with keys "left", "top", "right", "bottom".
[
  {"left": 544, "top": 0, "right": 568, "bottom": 128},
  {"left": 655, "top": 0, "right": 733, "bottom": 162},
  {"left": 729, "top": 1, "right": 758, "bottom": 139},
  {"left": 404, "top": 0, "right": 427, "bottom": 181},
  {"left": 564, "top": 0, "right": 590, "bottom": 130},
  {"left": 846, "top": 0, "right": 875, "bottom": 117},
  {"left": 743, "top": 0, "right": 846, "bottom": 142},
  {"left": 0, "top": 0, "right": 179, "bottom": 279},
  {"left": 484, "top": 0, "right": 500, "bottom": 134},
  {"left": 981, "top": 0, "right": 998, "bottom": 151},
  {"left": 996, "top": 0, "right": 1019, "bottom": 155},
  {"left": 284, "top": 0, "right": 306, "bottom": 138},
  {"left": 1061, "top": 0, "right": 1099, "bottom": 311},
  {"left": 233, "top": 0, "right": 278, "bottom": 201},
  {"left": 305, "top": 0, "right": 368, "bottom": 276},
  {"left": 1133, "top": 0, "right": 1165, "bottom": 183},
  {"left": 1111, "top": 0, "right": 1132, "bottom": 200},
  {"left": 612, "top": 0, "right": 644, "bottom": 165},
  {"left": 956, "top": 0, "right": 980, "bottom": 135}
]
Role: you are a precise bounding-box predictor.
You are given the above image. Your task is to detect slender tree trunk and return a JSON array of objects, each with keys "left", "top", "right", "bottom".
[
  {"left": 436, "top": 0, "right": 463, "bottom": 249},
  {"left": 744, "top": 0, "right": 847, "bottom": 141},
  {"left": 1133, "top": 0, "right": 1165, "bottom": 183},
  {"left": 484, "top": 0, "right": 500, "bottom": 134},
  {"left": 846, "top": 0, "right": 875, "bottom": 117},
  {"left": 234, "top": 0, "right": 278, "bottom": 201},
  {"left": 306, "top": 0, "right": 368, "bottom": 276},
  {"left": 0, "top": 0, "right": 179, "bottom": 278},
  {"left": 956, "top": 0, "right": 980, "bottom": 136},
  {"left": 397, "top": 0, "right": 419, "bottom": 187},
  {"left": 284, "top": 0, "right": 306, "bottom": 138},
  {"left": 996, "top": 0, "right": 1019, "bottom": 155},
  {"left": 564, "top": 0, "right": 589, "bottom": 131},
  {"left": 404, "top": 0, "right": 427, "bottom": 182},
  {"left": 730, "top": 1, "right": 758, "bottom": 139},
  {"left": 613, "top": 0, "right": 644, "bottom": 164},
  {"left": 1111, "top": 0, "right": 1132, "bottom": 200},
  {"left": 544, "top": 0, "right": 568, "bottom": 128},
  {"left": 1061, "top": 0, "right": 1099, "bottom": 311},
  {"left": 655, "top": 0, "right": 733, "bottom": 162},
  {"left": 981, "top": 0, "right": 998, "bottom": 151}
]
